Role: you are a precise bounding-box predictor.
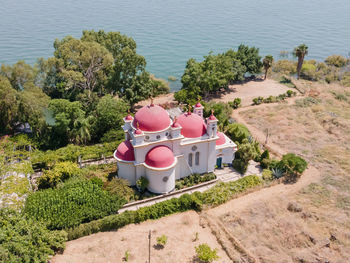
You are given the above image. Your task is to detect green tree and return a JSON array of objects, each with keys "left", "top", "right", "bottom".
[
  {"left": 81, "top": 30, "right": 161, "bottom": 107},
  {"left": 293, "top": 44, "right": 308, "bottom": 80},
  {"left": 44, "top": 36, "right": 113, "bottom": 99},
  {"left": 232, "top": 138, "right": 258, "bottom": 174},
  {"left": 0, "top": 60, "right": 37, "bottom": 90},
  {"left": 278, "top": 153, "right": 308, "bottom": 181},
  {"left": 48, "top": 99, "right": 86, "bottom": 146},
  {"left": 234, "top": 44, "right": 262, "bottom": 74},
  {"left": 92, "top": 95, "right": 128, "bottom": 140},
  {"left": 262, "top": 55, "right": 274, "bottom": 79}
]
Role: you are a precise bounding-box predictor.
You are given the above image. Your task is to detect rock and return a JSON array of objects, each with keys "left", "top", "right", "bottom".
[{"left": 287, "top": 202, "right": 303, "bottom": 212}]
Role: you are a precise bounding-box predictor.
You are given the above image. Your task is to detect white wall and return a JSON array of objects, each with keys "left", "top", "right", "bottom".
[
  {"left": 117, "top": 161, "right": 136, "bottom": 185},
  {"left": 146, "top": 166, "right": 175, "bottom": 194}
]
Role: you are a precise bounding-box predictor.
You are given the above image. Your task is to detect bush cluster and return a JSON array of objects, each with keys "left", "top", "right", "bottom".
[
  {"left": 67, "top": 175, "right": 261, "bottom": 240},
  {"left": 228, "top": 98, "right": 242, "bottom": 109},
  {"left": 252, "top": 90, "right": 296, "bottom": 105},
  {"left": 232, "top": 139, "right": 260, "bottom": 174},
  {"left": 175, "top": 173, "right": 216, "bottom": 190},
  {"left": 200, "top": 175, "right": 261, "bottom": 206},
  {"left": 24, "top": 178, "right": 126, "bottom": 230},
  {"left": 225, "top": 123, "right": 251, "bottom": 144}
]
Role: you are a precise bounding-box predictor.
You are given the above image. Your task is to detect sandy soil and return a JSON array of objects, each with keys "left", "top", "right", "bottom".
[
  {"left": 136, "top": 78, "right": 292, "bottom": 108},
  {"left": 52, "top": 211, "right": 231, "bottom": 263},
  {"left": 211, "top": 78, "right": 291, "bottom": 106}
]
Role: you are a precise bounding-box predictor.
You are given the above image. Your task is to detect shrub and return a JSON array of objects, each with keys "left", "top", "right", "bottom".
[
  {"left": 277, "top": 153, "right": 308, "bottom": 181},
  {"left": 325, "top": 55, "right": 348, "bottom": 68},
  {"left": 195, "top": 244, "right": 219, "bottom": 262},
  {"left": 252, "top": 96, "right": 264, "bottom": 105},
  {"left": 175, "top": 173, "right": 216, "bottom": 190},
  {"left": 100, "top": 129, "right": 124, "bottom": 143},
  {"left": 300, "top": 62, "right": 318, "bottom": 80},
  {"left": 90, "top": 176, "right": 103, "bottom": 187},
  {"left": 200, "top": 175, "right": 261, "bottom": 206},
  {"left": 341, "top": 72, "right": 350, "bottom": 87},
  {"left": 124, "top": 250, "right": 130, "bottom": 261},
  {"left": 67, "top": 192, "right": 203, "bottom": 240},
  {"left": 225, "top": 123, "right": 251, "bottom": 144},
  {"left": 228, "top": 98, "right": 242, "bottom": 109},
  {"left": 232, "top": 139, "right": 258, "bottom": 174},
  {"left": 273, "top": 60, "right": 296, "bottom": 75},
  {"left": 136, "top": 176, "right": 149, "bottom": 193},
  {"left": 0, "top": 208, "right": 67, "bottom": 263},
  {"left": 286, "top": 90, "right": 294, "bottom": 97},
  {"left": 260, "top": 149, "right": 270, "bottom": 161},
  {"left": 263, "top": 95, "right": 277, "bottom": 103},
  {"left": 24, "top": 178, "right": 126, "bottom": 230},
  {"left": 156, "top": 235, "right": 168, "bottom": 248},
  {"left": 262, "top": 169, "right": 273, "bottom": 181},
  {"left": 37, "top": 161, "right": 80, "bottom": 189},
  {"left": 103, "top": 178, "right": 135, "bottom": 202},
  {"left": 168, "top": 75, "right": 177, "bottom": 81}
]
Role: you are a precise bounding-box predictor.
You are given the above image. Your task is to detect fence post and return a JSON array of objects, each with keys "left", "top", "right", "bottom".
[{"left": 78, "top": 155, "right": 82, "bottom": 168}]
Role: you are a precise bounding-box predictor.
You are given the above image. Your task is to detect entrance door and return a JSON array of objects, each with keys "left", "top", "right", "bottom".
[{"left": 216, "top": 157, "right": 222, "bottom": 168}]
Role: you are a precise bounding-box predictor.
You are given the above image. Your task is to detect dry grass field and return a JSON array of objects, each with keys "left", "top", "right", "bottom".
[{"left": 217, "top": 80, "right": 350, "bottom": 262}]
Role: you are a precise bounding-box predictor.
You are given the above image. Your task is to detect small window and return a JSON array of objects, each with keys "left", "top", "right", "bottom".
[
  {"left": 195, "top": 152, "right": 200, "bottom": 165},
  {"left": 145, "top": 136, "right": 150, "bottom": 141},
  {"left": 163, "top": 176, "right": 169, "bottom": 182},
  {"left": 188, "top": 153, "right": 193, "bottom": 167},
  {"left": 192, "top": 145, "right": 197, "bottom": 151},
  {"left": 156, "top": 135, "right": 160, "bottom": 140},
  {"left": 165, "top": 132, "right": 169, "bottom": 136}
]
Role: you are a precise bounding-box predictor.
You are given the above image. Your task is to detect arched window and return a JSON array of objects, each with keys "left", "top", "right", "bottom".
[
  {"left": 188, "top": 153, "right": 193, "bottom": 167},
  {"left": 195, "top": 152, "right": 200, "bottom": 165}
]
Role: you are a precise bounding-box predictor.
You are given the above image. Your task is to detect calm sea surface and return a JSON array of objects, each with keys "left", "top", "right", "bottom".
[{"left": 1, "top": 0, "right": 350, "bottom": 90}]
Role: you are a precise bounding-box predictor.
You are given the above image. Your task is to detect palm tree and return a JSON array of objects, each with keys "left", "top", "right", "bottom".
[
  {"left": 72, "top": 116, "right": 92, "bottom": 145},
  {"left": 293, "top": 44, "right": 308, "bottom": 80},
  {"left": 262, "top": 55, "right": 274, "bottom": 80}
]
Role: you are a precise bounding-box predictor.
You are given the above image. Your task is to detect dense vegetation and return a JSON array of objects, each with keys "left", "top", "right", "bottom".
[
  {"left": 0, "top": 30, "right": 169, "bottom": 150},
  {"left": 175, "top": 45, "right": 262, "bottom": 104},
  {"left": 24, "top": 178, "right": 126, "bottom": 229},
  {"left": 66, "top": 175, "right": 262, "bottom": 240},
  {"left": 0, "top": 209, "right": 67, "bottom": 263}
]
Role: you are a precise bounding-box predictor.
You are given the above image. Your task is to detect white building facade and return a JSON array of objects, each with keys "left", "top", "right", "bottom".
[{"left": 114, "top": 102, "right": 237, "bottom": 194}]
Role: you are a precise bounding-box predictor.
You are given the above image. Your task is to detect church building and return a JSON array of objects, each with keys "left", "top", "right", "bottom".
[{"left": 114, "top": 101, "right": 237, "bottom": 194}]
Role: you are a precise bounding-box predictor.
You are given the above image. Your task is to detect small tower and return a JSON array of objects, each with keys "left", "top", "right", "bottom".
[
  {"left": 193, "top": 98, "right": 204, "bottom": 118},
  {"left": 132, "top": 121, "right": 145, "bottom": 146},
  {"left": 122, "top": 110, "right": 133, "bottom": 140},
  {"left": 207, "top": 110, "right": 218, "bottom": 138},
  {"left": 170, "top": 116, "right": 182, "bottom": 139}
]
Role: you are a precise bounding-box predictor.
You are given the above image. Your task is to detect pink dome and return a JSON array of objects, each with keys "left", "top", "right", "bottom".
[
  {"left": 125, "top": 114, "right": 133, "bottom": 121},
  {"left": 114, "top": 140, "right": 135, "bottom": 161},
  {"left": 177, "top": 113, "right": 207, "bottom": 138},
  {"left": 133, "top": 105, "right": 170, "bottom": 132},
  {"left": 208, "top": 114, "right": 217, "bottom": 121},
  {"left": 145, "top": 145, "right": 175, "bottom": 168},
  {"left": 216, "top": 132, "right": 226, "bottom": 145},
  {"left": 195, "top": 102, "right": 202, "bottom": 108}
]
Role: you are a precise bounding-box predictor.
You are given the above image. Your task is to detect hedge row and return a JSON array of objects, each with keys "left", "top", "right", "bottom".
[{"left": 67, "top": 175, "right": 262, "bottom": 240}]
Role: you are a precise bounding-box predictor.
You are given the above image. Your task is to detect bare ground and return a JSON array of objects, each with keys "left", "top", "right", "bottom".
[
  {"left": 52, "top": 211, "right": 231, "bottom": 263},
  {"left": 137, "top": 78, "right": 291, "bottom": 108}
]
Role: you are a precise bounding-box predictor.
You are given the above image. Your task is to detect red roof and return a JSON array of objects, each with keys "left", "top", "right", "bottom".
[
  {"left": 216, "top": 132, "right": 226, "bottom": 145},
  {"left": 177, "top": 113, "right": 207, "bottom": 138},
  {"left": 114, "top": 140, "right": 135, "bottom": 161},
  {"left": 125, "top": 114, "right": 133, "bottom": 121},
  {"left": 133, "top": 104, "right": 170, "bottom": 132},
  {"left": 208, "top": 114, "right": 217, "bottom": 121},
  {"left": 145, "top": 145, "right": 175, "bottom": 168}
]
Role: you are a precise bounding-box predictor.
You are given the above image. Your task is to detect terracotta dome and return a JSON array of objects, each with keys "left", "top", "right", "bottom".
[
  {"left": 114, "top": 140, "right": 135, "bottom": 161},
  {"left": 145, "top": 145, "right": 175, "bottom": 168},
  {"left": 133, "top": 104, "right": 170, "bottom": 132},
  {"left": 125, "top": 114, "right": 133, "bottom": 121},
  {"left": 216, "top": 132, "right": 226, "bottom": 145},
  {"left": 177, "top": 112, "right": 207, "bottom": 138}
]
